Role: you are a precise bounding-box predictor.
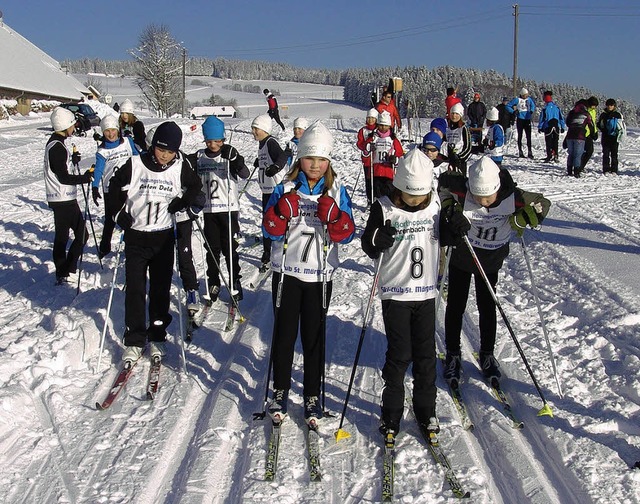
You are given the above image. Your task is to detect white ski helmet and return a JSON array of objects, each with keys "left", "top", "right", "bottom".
[
  {"left": 251, "top": 114, "right": 272, "bottom": 134},
  {"left": 293, "top": 117, "right": 309, "bottom": 130},
  {"left": 100, "top": 114, "right": 119, "bottom": 133},
  {"left": 393, "top": 149, "right": 433, "bottom": 195},
  {"left": 468, "top": 157, "right": 501, "bottom": 196},
  {"left": 367, "top": 108, "right": 379, "bottom": 119},
  {"left": 378, "top": 111, "right": 392, "bottom": 126},
  {"left": 50, "top": 107, "right": 76, "bottom": 132},
  {"left": 486, "top": 107, "right": 499, "bottom": 122},
  {"left": 450, "top": 103, "right": 464, "bottom": 118},
  {"left": 520, "top": 88, "right": 529, "bottom": 97},
  {"left": 119, "top": 99, "right": 134, "bottom": 114},
  {"left": 296, "top": 121, "right": 333, "bottom": 162}
]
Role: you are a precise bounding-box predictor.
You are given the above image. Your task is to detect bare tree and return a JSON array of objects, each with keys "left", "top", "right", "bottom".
[{"left": 128, "top": 24, "right": 182, "bottom": 117}]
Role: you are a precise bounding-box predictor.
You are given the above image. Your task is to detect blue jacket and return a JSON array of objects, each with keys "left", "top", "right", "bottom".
[
  {"left": 93, "top": 136, "right": 138, "bottom": 189},
  {"left": 506, "top": 96, "right": 536, "bottom": 120},
  {"left": 538, "top": 101, "right": 566, "bottom": 131},
  {"left": 263, "top": 171, "right": 355, "bottom": 244}
]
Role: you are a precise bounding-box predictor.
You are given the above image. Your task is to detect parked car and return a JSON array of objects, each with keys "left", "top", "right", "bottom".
[{"left": 59, "top": 103, "right": 100, "bottom": 135}]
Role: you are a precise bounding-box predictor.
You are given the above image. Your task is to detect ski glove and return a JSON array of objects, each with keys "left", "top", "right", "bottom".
[
  {"left": 449, "top": 211, "right": 471, "bottom": 237},
  {"left": 167, "top": 197, "right": 184, "bottom": 214},
  {"left": 373, "top": 220, "right": 397, "bottom": 250},
  {"left": 72, "top": 150, "right": 82, "bottom": 166},
  {"left": 221, "top": 144, "right": 238, "bottom": 161},
  {"left": 187, "top": 192, "right": 206, "bottom": 220},
  {"left": 264, "top": 164, "right": 281, "bottom": 177},
  {"left": 510, "top": 204, "right": 540, "bottom": 237},
  {"left": 388, "top": 154, "right": 398, "bottom": 166},
  {"left": 317, "top": 194, "right": 341, "bottom": 224},
  {"left": 253, "top": 157, "right": 259, "bottom": 168},
  {"left": 92, "top": 187, "right": 101, "bottom": 206},
  {"left": 82, "top": 167, "right": 94, "bottom": 184},
  {"left": 116, "top": 210, "right": 133, "bottom": 231},
  {"left": 93, "top": 132, "right": 103, "bottom": 142},
  {"left": 275, "top": 192, "right": 300, "bottom": 221}
]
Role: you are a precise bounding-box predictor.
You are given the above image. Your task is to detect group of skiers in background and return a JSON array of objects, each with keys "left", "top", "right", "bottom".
[{"left": 43, "top": 79, "right": 629, "bottom": 443}]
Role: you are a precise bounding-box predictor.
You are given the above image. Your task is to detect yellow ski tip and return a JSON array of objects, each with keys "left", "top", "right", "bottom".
[
  {"left": 334, "top": 429, "right": 351, "bottom": 442},
  {"left": 537, "top": 403, "right": 553, "bottom": 417}
]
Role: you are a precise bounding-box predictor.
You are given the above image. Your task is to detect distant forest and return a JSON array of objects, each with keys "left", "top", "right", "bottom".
[{"left": 63, "top": 57, "right": 639, "bottom": 126}]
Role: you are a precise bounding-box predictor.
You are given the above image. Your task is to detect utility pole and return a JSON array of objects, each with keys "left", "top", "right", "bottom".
[
  {"left": 182, "top": 47, "right": 187, "bottom": 118},
  {"left": 512, "top": 4, "right": 519, "bottom": 97}
]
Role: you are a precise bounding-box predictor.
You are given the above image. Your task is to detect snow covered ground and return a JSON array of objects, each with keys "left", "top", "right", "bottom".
[{"left": 0, "top": 78, "right": 639, "bottom": 504}]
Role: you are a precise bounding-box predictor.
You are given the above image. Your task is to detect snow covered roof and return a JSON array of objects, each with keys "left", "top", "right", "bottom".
[{"left": 0, "top": 21, "right": 89, "bottom": 101}]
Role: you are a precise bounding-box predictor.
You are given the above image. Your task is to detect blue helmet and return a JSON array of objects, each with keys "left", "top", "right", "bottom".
[{"left": 202, "top": 116, "right": 225, "bottom": 141}]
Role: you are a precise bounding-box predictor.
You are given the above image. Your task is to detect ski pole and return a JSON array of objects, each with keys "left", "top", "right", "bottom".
[
  {"left": 253, "top": 181, "right": 301, "bottom": 420},
  {"left": 349, "top": 161, "right": 362, "bottom": 202},
  {"left": 335, "top": 253, "right": 384, "bottom": 441},
  {"left": 96, "top": 232, "right": 124, "bottom": 374},
  {"left": 435, "top": 246, "right": 452, "bottom": 318},
  {"left": 319, "top": 222, "right": 332, "bottom": 417},
  {"left": 238, "top": 164, "right": 259, "bottom": 201},
  {"left": 173, "top": 219, "right": 188, "bottom": 375},
  {"left": 193, "top": 217, "right": 246, "bottom": 322},
  {"left": 462, "top": 236, "right": 553, "bottom": 417},
  {"left": 520, "top": 236, "right": 563, "bottom": 398},
  {"left": 72, "top": 145, "right": 102, "bottom": 269},
  {"left": 227, "top": 154, "right": 236, "bottom": 307}
]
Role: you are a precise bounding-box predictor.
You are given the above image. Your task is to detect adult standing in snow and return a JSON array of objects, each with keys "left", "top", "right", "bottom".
[
  {"left": 496, "top": 96, "right": 515, "bottom": 147},
  {"left": 356, "top": 108, "right": 378, "bottom": 204},
  {"left": 44, "top": 107, "right": 94, "bottom": 285},
  {"left": 564, "top": 100, "right": 594, "bottom": 178},
  {"left": 108, "top": 121, "right": 204, "bottom": 365},
  {"left": 467, "top": 92, "right": 487, "bottom": 152},
  {"left": 579, "top": 96, "right": 599, "bottom": 172},
  {"left": 363, "top": 111, "right": 404, "bottom": 200},
  {"left": 187, "top": 115, "right": 250, "bottom": 304},
  {"left": 92, "top": 115, "right": 139, "bottom": 258},
  {"left": 118, "top": 99, "right": 146, "bottom": 152},
  {"left": 252, "top": 114, "right": 289, "bottom": 273},
  {"left": 262, "top": 121, "right": 355, "bottom": 425},
  {"left": 361, "top": 148, "right": 442, "bottom": 437},
  {"left": 597, "top": 98, "right": 626, "bottom": 174},
  {"left": 438, "top": 157, "right": 550, "bottom": 386},
  {"left": 445, "top": 86, "right": 462, "bottom": 119},
  {"left": 263, "top": 89, "right": 286, "bottom": 131},
  {"left": 446, "top": 103, "right": 472, "bottom": 176},
  {"left": 375, "top": 89, "right": 402, "bottom": 132},
  {"left": 506, "top": 88, "right": 536, "bottom": 158},
  {"left": 537, "top": 90, "right": 565, "bottom": 163}
]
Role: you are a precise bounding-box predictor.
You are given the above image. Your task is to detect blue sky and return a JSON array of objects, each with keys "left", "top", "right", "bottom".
[{"left": 3, "top": 0, "right": 640, "bottom": 103}]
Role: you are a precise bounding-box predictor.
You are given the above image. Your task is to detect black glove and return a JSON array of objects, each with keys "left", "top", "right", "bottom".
[
  {"left": 253, "top": 157, "right": 259, "bottom": 168},
  {"left": 187, "top": 206, "right": 202, "bottom": 220},
  {"left": 373, "top": 220, "right": 397, "bottom": 250},
  {"left": 187, "top": 192, "right": 206, "bottom": 219},
  {"left": 82, "top": 168, "right": 94, "bottom": 183},
  {"left": 93, "top": 132, "right": 103, "bottom": 142},
  {"left": 388, "top": 154, "right": 397, "bottom": 165},
  {"left": 92, "top": 187, "right": 101, "bottom": 206},
  {"left": 167, "top": 197, "right": 184, "bottom": 214},
  {"left": 123, "top": 130, "right": 132, "bottom": 137},
  {"left": 72, "top": 151, "right": 82, "bottom": 166},
  {"left": 367, "top": 131, "right": 375, "bottom": 140},
  {"left": 265, "top": 164, "right": 281, "bottom": 177},
  {"left": 449, "top": 211, "right": 471, "bottom": 237},
  {"left": 538, "top": 129, "right": 543, "bottom": 134},
  {"left": 284, "top": 147, "right": 293, "bottom": 159},
  {"left": 221, "top": 144, "right": 238, "bottom": 161},
  {"left": 116, "top": 210, "right": 133, "bottom": 230},
  {"left": 592, "top": 133, "right": 598, "bottom": 141}
]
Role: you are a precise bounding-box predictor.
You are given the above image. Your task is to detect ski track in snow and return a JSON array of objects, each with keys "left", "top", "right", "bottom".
[{"left": 1, "top": 82, "right": 640, "bottom": 503}]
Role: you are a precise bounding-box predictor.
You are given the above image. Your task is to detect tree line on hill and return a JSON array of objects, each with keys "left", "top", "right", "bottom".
[{"left": 63, "top": 57, "right": 639, "bottom": 126}]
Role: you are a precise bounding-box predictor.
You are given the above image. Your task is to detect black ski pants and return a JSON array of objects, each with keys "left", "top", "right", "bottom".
[
  {"left": 445, "top": 264, "right": 498, "bottom": 356},
  {"left": 516, "top": 118, "right": 532, "bottom": 153},
  {"left": 268, "top": 108, "right": 286, "bottom": 131},
  {"left": 123, "top": 233, "right": 174, "bottom": 347},
  {"left": 544, "top": 126, "right": 559, "bottom": 159},
  {"left": 99, "top": 195, "right": 117, "bottom": 255},
  {"left": 202, "top": 212, "right": 241, "bottom": 288},
  {"left": 602, "top": 135, "right": 619, "bottom": 173},
  {"left": 176, "top": 219, "right": 198, "bottom": 292},
  {"left": 580, "top": 137, "right": 594, "bottom": 170},
  {"left": 381, "top": 298, "right": 437, "bottom": 427},
  {"left": 261, "top": 193, "right": 273, "bottom": 264},
  {"left": 270, "top": 273, "right": 332, "bottom": 397},
  {"left": 51, "top": 201, "right": 87, "bottom": 278}
]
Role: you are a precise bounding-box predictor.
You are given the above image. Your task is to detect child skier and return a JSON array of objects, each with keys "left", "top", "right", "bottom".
[
  {"left": 92, "top": 114, "right": 139, "bottom": 258},
  {"left": 446, "top": 103, "right": 472, "bottom": 175},
  {"left": 537, "top": 91, "right": 565, "bottom": 163},
  {"left": 252, "top": 114, "right": 289, "bottom": 273},
  {"left": 187, "top": 115, "right": 250, "bottom": 303},
  {"left": 438, "top": 157, "right": 550, "bottom": 385},
  {"left": 44, "top": 107, "right": 94, "bottom": 284},
  {"left": 118, "top": 99, "right": 147, "bottom": 152},
  {"left": 364, "top": 111, "right": 404, "bottom": 200},
  {"left": 262, "top": 121, "right": 355, "bottom": 425},
  {"left": 284, "top": 117, "right": 308, "bottom": 168},
  {"left": 597, "top": 98, "right": 626, "bottom": 174},
  {"left": 421, "top": 132, "right": 450, "bottom": 178},
  {"left": 483, "top": 107, "right": 505, "bottom": 166},
  {"left": 361, "top": 148, "right": 442, "bottom": 436},
  {"left": 108, "top": 121, "right": 204, "bottom": 364},
  {"left": 356, "top": 108, "right": 379, "bottom": 204}
]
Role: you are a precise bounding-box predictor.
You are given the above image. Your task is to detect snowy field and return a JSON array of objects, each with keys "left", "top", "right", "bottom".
[{"left": 0, "top": 77, "right": 639, "bottom": 503}]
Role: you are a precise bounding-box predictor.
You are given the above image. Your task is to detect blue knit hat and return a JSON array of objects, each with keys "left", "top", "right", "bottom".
[
  {"left": 430, "top": 117, "right": 447, "bottom": 135},
  {"left": 422, "top": 132, "right": 443, "bottom": 150},
  {"left": 202, "top": 116, "right": 225, "bottom": 141},
  {"left": 152, "top": 121, "right": 182, "bottom": 152}
]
